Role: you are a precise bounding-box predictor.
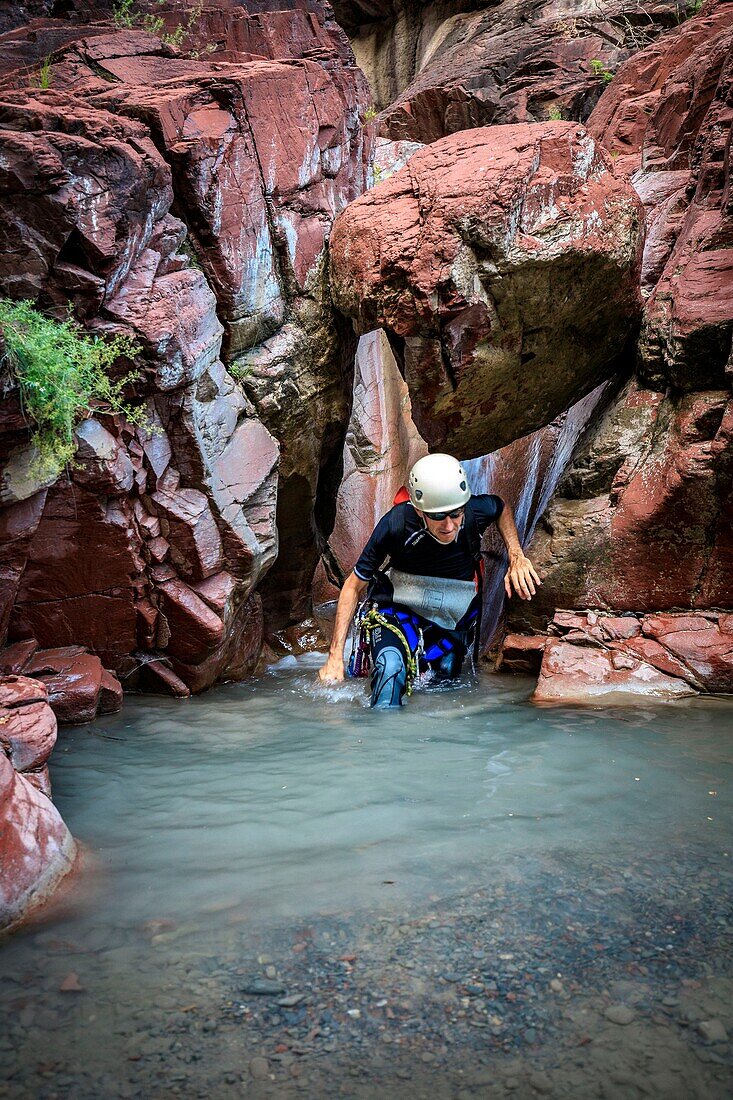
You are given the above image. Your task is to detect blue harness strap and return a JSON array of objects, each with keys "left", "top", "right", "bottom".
[{"left": 380, "top": 605, "right": 478, "bottom": 665}]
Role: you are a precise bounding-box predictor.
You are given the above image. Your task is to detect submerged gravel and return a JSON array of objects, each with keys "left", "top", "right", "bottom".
[{"left": 2, "top": 846, "right": 732, "bottom": 1099}]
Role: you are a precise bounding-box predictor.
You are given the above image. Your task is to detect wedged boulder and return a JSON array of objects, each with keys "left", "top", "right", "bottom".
[
  {"left": 589, "top": 2, "right": 733, "bottom": 390},
  {"left": 350, "top": 0, "right": 682, "bottom": 144},
  {"left": 0, "top": 674, "right": 76, "bottom": 933},
  {"left": 330, "top": 122, "right": 644, "bottom": 457},
  {"left": 512, "top": 381, "right": 733, "bottom": 628},
  {"left": 530, "top": 610, "right": 732, "bottom": 702}
]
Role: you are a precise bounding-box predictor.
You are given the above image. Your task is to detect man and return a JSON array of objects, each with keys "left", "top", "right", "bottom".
[{"left": 319, "top": 453, "right": 540, "bottom": 707}]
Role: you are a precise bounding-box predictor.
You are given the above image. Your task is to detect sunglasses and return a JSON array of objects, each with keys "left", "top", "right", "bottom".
[{"left": 427, "top": 507, "right": 465, "bottom": 521}]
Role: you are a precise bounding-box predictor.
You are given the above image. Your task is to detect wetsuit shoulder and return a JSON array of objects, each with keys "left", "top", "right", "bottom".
[
  {"left": 354, "top": 504, "right": 417, "bottom": 582},
  {"left": 468, "top": 494, "right": 504, "bottom": 531}
]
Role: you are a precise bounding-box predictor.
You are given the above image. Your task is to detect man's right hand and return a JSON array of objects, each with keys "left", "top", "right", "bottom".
[{"left": 318, "top": 654, "right": 345, "bottom": 683}]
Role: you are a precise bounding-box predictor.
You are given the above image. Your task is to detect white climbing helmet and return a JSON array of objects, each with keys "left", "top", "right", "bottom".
[{"left": 407, "top": 454, "right": 472, "bottom": 514}]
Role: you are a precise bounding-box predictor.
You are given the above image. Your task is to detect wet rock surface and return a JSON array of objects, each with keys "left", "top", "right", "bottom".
[
  {"left": 507, "top": 609, "right": 733, "bottom": 703},
  {"left": 2, "top": 849, "right": 732, "bottom": 1097},
  {"left": 511, "top": 381, "right": 733, "bottom": 627},
  {"left": 0, "top": 675, "right": 76, "bottom": 933}
]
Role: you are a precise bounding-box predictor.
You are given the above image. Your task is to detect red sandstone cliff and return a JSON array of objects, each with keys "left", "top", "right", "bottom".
[{"left": 0, "top": 1, "right": 372, "bottom": 700}]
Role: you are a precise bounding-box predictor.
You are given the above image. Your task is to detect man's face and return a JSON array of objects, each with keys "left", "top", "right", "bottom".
[{"left": 420, "top": 508, "right": 465, "bottom": 544}]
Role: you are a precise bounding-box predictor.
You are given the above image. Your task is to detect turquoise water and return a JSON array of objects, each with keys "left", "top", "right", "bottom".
[{"left": 1, "top": 657, "right": 732, "bottom": 1098}]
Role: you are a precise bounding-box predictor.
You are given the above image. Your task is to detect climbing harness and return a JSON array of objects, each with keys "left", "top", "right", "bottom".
[{"left": 346, "top": 599, "right": 371, "bottom": 678}]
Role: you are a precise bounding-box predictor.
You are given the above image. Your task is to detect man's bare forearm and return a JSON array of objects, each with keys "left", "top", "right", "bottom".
[
  {"left": 496, "top": 503, "right": 523, "bottom": 560},
  {"left": 330, "top": 573, "right": 368, "bottom": 654},
  {"left": 496, "top": 501, "right": 541, "bottom": 600}
]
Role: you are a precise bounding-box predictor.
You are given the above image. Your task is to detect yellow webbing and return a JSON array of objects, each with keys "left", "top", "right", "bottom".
[{"left": 361, "top": 608, "right": 420, "bottom": 696}]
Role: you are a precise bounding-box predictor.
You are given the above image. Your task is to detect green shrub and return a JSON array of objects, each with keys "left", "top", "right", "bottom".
[
  {"left": 0, "top": 299, "right": 142, "bottom": 479},
  {"left": 112, "top": 0, "right": 137, "bottom": 28},
  {"left": 590, "top": 58, "right": 614, "bottom": 84},
  {"left": 547, "top": 105, "right": 564, "bottom": 120},
  {"left": 162, "top": 22, "right": 187, "bottom": 48},
  {"left": 142, "top": 13, "right": 164, "bottom": 34},
  {"left": 363, "top": 104, "right": 378, "bottom": 122}
]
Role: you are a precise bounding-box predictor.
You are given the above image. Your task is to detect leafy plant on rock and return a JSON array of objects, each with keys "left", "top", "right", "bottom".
[
  {"left": 590, "top": 58, "right": 614, "bottom": 84},
  {"left": 0, "top": 299, "right": 142, "bottom": 479}
]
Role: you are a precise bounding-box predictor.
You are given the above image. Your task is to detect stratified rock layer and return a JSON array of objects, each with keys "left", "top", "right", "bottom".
[
  {"left": 0, "top": 675, "right": 76, "bottom": 933},
  {"left": 531, "top": 610, "right": 733, "bottom": 703},
  {"left": 330, "top": 122, "right": 644, "bottom": 458}
]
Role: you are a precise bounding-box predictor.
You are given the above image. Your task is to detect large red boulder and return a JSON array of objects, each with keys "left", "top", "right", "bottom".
[
  {"left": 0, "top": 642, "right": 124, "bottom": 724},
  {"left": 0, "top": 674, "right": 76, "bottom": 933},
  {"left": 330, "top": 122, "right": 643, "bottom": 458},
  {"left": 0, "top": 753, "right": 76, "bottom": 932}
]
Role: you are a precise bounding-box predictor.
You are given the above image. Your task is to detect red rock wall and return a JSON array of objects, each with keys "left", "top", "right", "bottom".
[
  {"left": 511, "top": 380, "right": 733, "bottom": 631},
  {"left": 510, "top": 3, "right": 733, "bottom": 639},
  {"left": 0, "top": 2, "right": 373, "bottom": 686},
  {"left": 330, "top": 122, "right": 644, "bottom": 458},
  {"left": 333, "top": 0, "right": 683, "bottom": 141}
]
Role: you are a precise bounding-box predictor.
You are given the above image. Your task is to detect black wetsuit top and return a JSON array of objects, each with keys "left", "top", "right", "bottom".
[{"left": 354, "top": 495, "right": 504, "bottom": 598}]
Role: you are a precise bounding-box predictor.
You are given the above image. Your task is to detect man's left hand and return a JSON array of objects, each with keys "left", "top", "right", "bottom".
[{"left": 504, "top": 554, "right": 541, "bottom": 600}]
